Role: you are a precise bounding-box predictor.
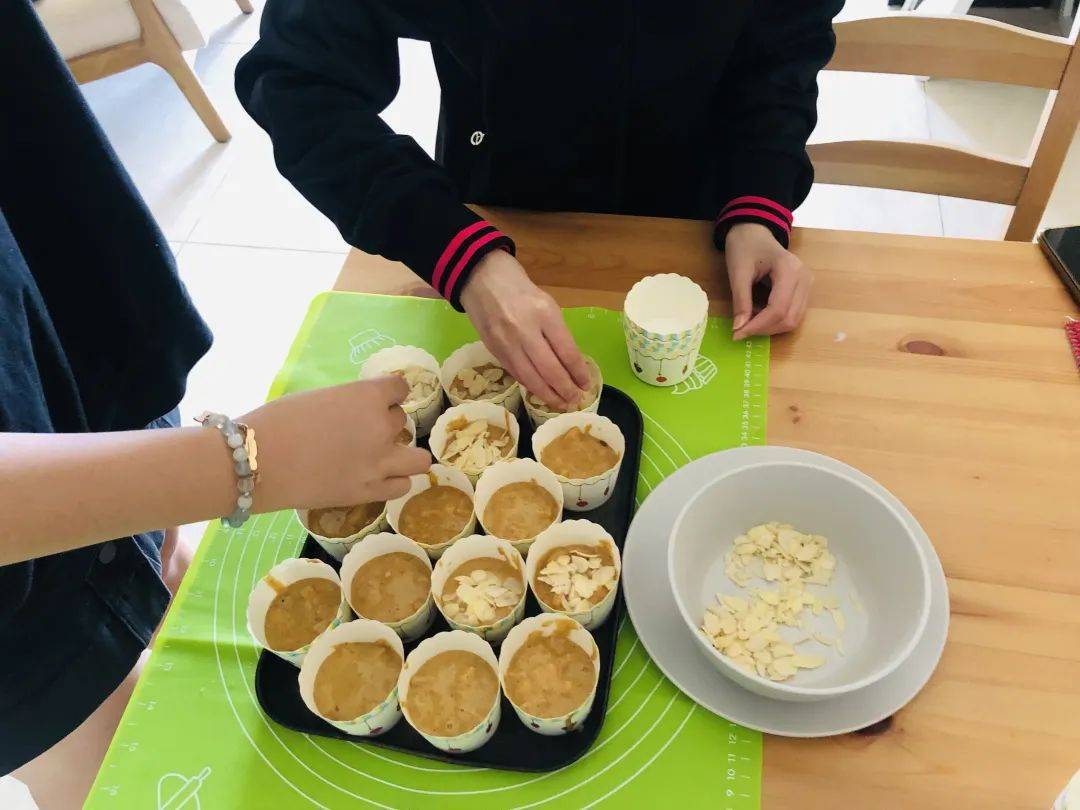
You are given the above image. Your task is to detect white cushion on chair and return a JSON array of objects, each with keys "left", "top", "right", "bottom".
[{"left": 34, "top": 0, "right": 209, "bottom": 61}]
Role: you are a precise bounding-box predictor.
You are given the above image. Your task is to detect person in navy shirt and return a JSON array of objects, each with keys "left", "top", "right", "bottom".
[{"left": 1, "top": 4, "right": 430, "bottom": 806}]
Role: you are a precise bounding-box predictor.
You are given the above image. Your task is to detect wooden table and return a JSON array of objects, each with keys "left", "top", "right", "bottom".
[{"left": 335, "top": 208, "right": 1080, "bottom": 809}]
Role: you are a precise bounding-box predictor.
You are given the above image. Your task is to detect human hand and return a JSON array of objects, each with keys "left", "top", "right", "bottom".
[
  {"left": 459, "top": 249, "right": 592, "bottom": 409},
  {"left": 725, "top": 223, "right": 812, "bottom": 341},
  {"left": 244, "top": 377, "right": 431, "bottom": 510}
]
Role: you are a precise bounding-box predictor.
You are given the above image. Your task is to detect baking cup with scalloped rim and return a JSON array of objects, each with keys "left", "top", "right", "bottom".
[
  {"left": 429, "top": 401, "right": 520, "bottom": 485},
  {"left": 474, "top": 458, "right": 564, "bottom": 556},
  {"left": 386, "top": 465, "right": 477, "bottom": 560},
  {"left": 623, "top": 274, "right": 708, "bottom": 386},
  {"left": 531, "top": 412, "right": 625, "bottom": 512},
  {"left": 298, "top": 619, "right": 405, "bottom": 736},
  {"left": 498, "top": 614, "right": 600, "bottom": 736},
  {"left": 398, "top": 630, "right": 502, "bottom": 753},
  {"left": 296, "top": 503, "right": 388, "bottom": 563},
  {"left": 430, "top": 535, "right": 527, "bottom": 644},
  {"left": 339, "top": 533, "right": 436, "bottom": 642},
  {"left": 247, "top": 558, "right": 351, "bottom": 667},
  {"left": 526, "top": 520, "right": 621, "bottom": 631}
]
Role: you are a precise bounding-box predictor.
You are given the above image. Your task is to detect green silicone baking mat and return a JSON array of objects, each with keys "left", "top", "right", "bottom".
[{"left": 87, "top": 292, "right": 769, "bottom": 810}]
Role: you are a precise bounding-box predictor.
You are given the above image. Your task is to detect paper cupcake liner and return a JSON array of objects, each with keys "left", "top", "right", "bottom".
[
  {"left": 531, "top": 412, "right": 625, "bottom": 512},
  {"left": 386, "top": 464, "right": 477, "bottom": 559},
  {"left": 296, "top": 505, "right": 388, "bottom": 563},
  {"left": 526, "top": 520, "right": 622, "bottom": 631},
  {"left": 440, "top": 342, "right": 522, "bottom": 412},
  {"left": 298, "top": 619, "right": 405, "bottom": 737},
  {"left": 474, "top": 459, "right": 564, "bottom": 556},
  {"left": 623, "top": 274, "right": 707, "bottom": 386},
  {"left": 339, "top": 533, "right": 436, "bottom": 642},
  {"left": 498, "top": 615, "right": 600, "bottom": 736},
  {"left": 429, "top": 401, "right": 521, "bottom": 484},
  {"left": 522, "top": 357, "right": 603, "bottom": 428},
  {"left": 247, "top": 558, "right": 351, "bottom": 667},
  {"left": 360, "top": 345, "right": 444, "bottom": 438},
  {"left": 430, "top": 535, "right": 527, "bottom": 644},
  {"left": 398, "top": 630, "right": 502, "bottom": 754}
]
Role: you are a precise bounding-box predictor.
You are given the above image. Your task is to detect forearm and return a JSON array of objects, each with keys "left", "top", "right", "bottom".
[{"left": 0, "top": 428, "right": 237, "bottom": 565}]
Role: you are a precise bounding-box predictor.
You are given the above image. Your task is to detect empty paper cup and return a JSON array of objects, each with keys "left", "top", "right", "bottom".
[
  {"left": 247, "top": 558, "right": 350, "bottom": 667},
  {"left": 398, "top": 630, "right": 502, "bottom": 754},
  {"left": 386, "top": 465, "right": 477, "bottom": 559},
  {"left": 623, "top": 273, "right": 708, "bottom": 387},
  {"left": 531, "top": 412, "right": 625, "bottom": 512},
  {"left": 430, "top": 535, "right": 527, "bottom": 644},
  {"left": 296, "top": 502, "right": 389, "bottom": 562},
  {"left": 498, "top": 614, "right": 600, "bottom": 736},
  {"left": 339, "top": 533, "right": 436, "bottom": 642},
  {"left": 474, "top": 458, "right": 564, "bottom": 555},
  {"left": 298, "top": 619, "right": 405, "bottom": 737},
  {"left": 429, "top": 401, "right": 520, "bottom": 484},
  {"left": 360, "top": 345, "right": 444, "bottom": 438},
  {"left": 440, "top": 341, "right": 522, "bottom": 412},
  {"left": 522, "top": 356, "right": 603, "bottom": 428},
  {"left": 527, "top": 520, "right": 621, "bottom": 631}
]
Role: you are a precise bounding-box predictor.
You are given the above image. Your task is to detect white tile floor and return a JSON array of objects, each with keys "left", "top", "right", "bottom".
[
  {"left": 70, "top": 0, "right": 1079, "bottom": 552},
  {"left": 5, "top": 2, "right": 1078, "bottom": 806}
]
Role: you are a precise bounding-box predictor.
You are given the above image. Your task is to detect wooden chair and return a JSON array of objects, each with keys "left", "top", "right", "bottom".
[
  {"left": 809, "top": 13, "right": 1080, "bottom": 240},
  {"left": 35, "top": 0, "right": 252, "bottom": 143}
]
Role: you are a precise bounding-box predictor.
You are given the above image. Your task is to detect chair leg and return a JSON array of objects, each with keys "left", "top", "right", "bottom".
[
  {"left": 235, "top": 0, "right": 254, "bottom": 14},
  {"left": 156, "top": 51, "right": 231, "bottom": 143}
]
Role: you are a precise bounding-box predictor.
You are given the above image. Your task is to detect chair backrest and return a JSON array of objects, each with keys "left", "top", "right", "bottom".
[{"left": 808, "top": 13, "right": 1080, "bottom": 240}]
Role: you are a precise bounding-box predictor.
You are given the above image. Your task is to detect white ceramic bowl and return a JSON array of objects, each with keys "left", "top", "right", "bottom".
[{"left": 667, "top": 459, "right": 931, "bottom": 702}]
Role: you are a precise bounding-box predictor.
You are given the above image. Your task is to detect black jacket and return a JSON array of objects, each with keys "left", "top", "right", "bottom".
[{"left": 237, "top": 1, "right": 842, "bottom": 308}]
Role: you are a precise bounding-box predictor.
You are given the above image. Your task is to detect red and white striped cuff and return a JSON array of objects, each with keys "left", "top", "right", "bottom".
[
  {"left": 431, "top": 220, "right": 514, "bottom": 309},
  {"left": 715, "top": 196, "right": 793, "bottom": 248}
]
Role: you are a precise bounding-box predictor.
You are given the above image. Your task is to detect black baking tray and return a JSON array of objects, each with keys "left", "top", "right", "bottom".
[{"left": 254, "top": 384, "right": 643, "bottom": 772}]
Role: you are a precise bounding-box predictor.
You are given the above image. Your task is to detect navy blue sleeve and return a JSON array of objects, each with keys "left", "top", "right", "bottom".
[
  {"left": 235, "top": 0, "right": 513, "bottom": 309},
  {"left": 714, "top": 0, "right": 844, "bottom": 249}
]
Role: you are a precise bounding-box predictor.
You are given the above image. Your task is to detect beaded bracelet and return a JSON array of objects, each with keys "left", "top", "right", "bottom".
[{"left": 196, "top": 411, "right": 259, "bottom": 528}]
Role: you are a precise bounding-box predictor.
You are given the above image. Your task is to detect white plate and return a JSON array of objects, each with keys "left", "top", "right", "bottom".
[{"left": 622, "top": 446, "right": 949, "bottom": 737}]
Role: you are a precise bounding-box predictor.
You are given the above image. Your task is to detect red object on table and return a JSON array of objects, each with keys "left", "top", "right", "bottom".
[{"left": 1067, "top": 319, "right": 1080, "bottom": 372}]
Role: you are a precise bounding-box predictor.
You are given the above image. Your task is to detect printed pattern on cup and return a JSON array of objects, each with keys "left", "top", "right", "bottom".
[
  {"left": 320, "top": 684, "right": 404, "bottom": 738},
  {"left": 623, "top": 313, "right": 706, "bottom": 387},
  {"left": 418, "top": 701, "right": 502, "bottom": 755},
  {"left": 559, "top": 462, "right": 622, "bottom": 512},
  {"left": 508, "top": 690, "right": 597, "bottom": 737},
  {"left": 622, "top": 313, "right": 706, "bottom": 356}
]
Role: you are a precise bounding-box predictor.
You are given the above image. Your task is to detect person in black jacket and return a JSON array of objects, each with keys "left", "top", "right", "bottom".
[{"left": 236, "top": 1, "right": 843, "bottom": 407}]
